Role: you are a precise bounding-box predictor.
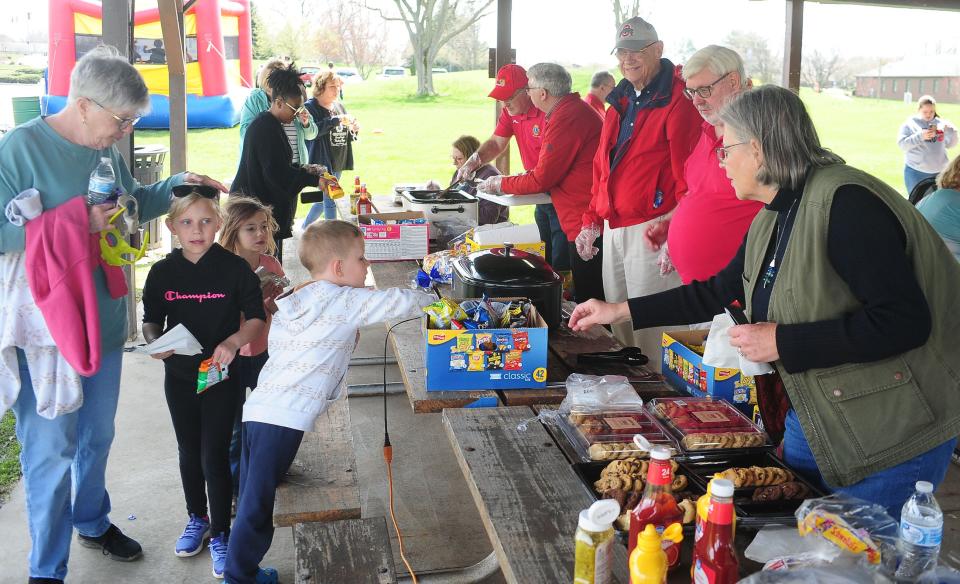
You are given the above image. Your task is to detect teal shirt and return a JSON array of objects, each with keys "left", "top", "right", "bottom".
[
  {"left": 917, "top": 187, "right": 960, "bottom": 261},
  {"left": 239, "top": 88, "right": 317, "bottom": 164},
  {"left": 0, "top": 116, "right": 186, "bottom": 351}
]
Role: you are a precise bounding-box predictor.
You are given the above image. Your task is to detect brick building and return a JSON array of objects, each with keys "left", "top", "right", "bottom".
[{"left": 856, "top": 55, "right": 960, "bottom": 103}]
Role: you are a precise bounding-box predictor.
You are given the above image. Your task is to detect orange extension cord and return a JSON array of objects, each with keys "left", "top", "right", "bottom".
[
  {"left": 384, "top": 444, "right": 418, "bottom": 583},
  {"left": 383, "top": 317, "right": 422, "bottom": 583}
]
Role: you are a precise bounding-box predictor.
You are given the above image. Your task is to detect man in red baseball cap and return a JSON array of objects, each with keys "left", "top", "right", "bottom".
[{"left": 458, "top": 64, "right": 569, "bottom": 277}]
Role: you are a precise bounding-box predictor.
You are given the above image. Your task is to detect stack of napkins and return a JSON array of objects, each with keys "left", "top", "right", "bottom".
[
  {"left": 472, "top": 222, "right": 541, "bottom": 246},
  {"left": 135, "top": 324, "right": 203, "bottom": 356}
]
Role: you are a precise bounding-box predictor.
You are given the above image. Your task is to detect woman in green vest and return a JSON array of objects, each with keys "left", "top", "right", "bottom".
[{"left": 568, "top": 85, "right": 960, "bottom": 518}]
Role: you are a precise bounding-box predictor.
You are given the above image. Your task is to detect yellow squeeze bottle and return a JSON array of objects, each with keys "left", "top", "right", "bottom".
[
  {"left": 629, "top": 523, "right": 683, "bottom": 584},
  {"left": 323, "top": 172, "right": 345, "bottom": 199}
]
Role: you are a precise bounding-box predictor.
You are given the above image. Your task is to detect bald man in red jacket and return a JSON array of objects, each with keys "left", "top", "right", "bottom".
[{"left": 477, "top": 62, "right": 605, "bottom": 303}]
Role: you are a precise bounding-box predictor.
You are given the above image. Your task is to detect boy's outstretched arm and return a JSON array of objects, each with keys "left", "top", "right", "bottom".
[{"left": 353, "top": 288, "right": 436, "bottom": 328}]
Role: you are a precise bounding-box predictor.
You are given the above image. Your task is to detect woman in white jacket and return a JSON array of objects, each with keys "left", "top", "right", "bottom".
[{"left": 898, "top": 95, "right": 957, "bottom": 194}]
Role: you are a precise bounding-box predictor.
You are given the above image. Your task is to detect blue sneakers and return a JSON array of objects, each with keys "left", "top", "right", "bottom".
[
  {"left": 210, "top": 533, "right": 228, "bottom": 579},
  {"left": 174, "top": 514, "right": 211, "bottom": 557}
]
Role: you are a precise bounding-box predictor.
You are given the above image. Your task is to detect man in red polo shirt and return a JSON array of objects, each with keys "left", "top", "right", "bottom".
[
  {"left": 456, "top": 65, "right": 570, "bottom": 274},
  {"left": 584, "top": 71, "right": 615, "bottom": 119},
  {"left": 643, "top": 46, "right": 763, "bottom": 285},
  {"left": 477, "top": 63, "right": 604, "bottom": 302},
  {"left": 574, "top": 17, "right": 700, "bottom": 369}
]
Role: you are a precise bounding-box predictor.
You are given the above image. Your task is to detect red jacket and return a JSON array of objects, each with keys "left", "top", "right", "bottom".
[
  {"left": 501, "top": 93, "right": 602, "bottom": 241},
  {"left": 582, "top": 63, "right": 700, "bottom": 230}
]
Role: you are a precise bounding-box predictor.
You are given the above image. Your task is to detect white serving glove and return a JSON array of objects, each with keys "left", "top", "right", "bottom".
[
  {"left": 455, "top": 152, "right": 482, "bottom": 183},
  {"left": 476, "top": 175, "right": 503, "bottom": 194},
  {"left": 575, "top": 224, "right": 602, "bottom": 261}
]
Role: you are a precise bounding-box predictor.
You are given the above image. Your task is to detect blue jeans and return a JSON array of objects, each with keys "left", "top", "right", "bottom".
[
  {"left": 224, "top": 422, "right": 303, "bottom": 584},
  {"left": 904, "top": 165, "right": 938, "bottom": 195},
  {"left": 12, "top": 348, "right": 123, "bottom": 580},
  {"left": 782, "top": 409, "right": 955, "bottom": 520},
  {"left": 230, "top": 352, "right": 269, "bottom": 495},
  {"left": 302, "top": 170, "right": 341, "bottom": 227},
  {"left": 534, "top": 203, "right": 570, "bottom": 272}
]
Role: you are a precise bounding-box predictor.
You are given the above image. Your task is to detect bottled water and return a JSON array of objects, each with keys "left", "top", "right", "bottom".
[
  {"left": 87, "top": 157, "right": 116, "bottom": 205},
  {"left": 896, "top": 481, "right": 942, "bottom": 579}
]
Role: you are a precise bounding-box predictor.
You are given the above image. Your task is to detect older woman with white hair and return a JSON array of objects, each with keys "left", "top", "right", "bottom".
[
  {"left": 0, "top": 45, "right": 223, "bottom": 583},
  {"left": 570, "top": 85, "right": 960, "bottom": 518}
]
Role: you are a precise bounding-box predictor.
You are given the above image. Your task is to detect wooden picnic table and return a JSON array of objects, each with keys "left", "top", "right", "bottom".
[
  {"left": 442, "top": 406, "right": 764, "bottom": 584},
  {"left": 368, "top": 260, "right": 675, "bottom": 413}
]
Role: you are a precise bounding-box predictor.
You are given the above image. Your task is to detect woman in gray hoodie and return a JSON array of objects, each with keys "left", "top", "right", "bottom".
[{"left": 898, "top": 95, "right": 957, "bottom": 193}]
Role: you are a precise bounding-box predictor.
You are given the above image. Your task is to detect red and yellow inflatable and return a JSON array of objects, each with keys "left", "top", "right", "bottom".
[{"left": 45, "top": 0, "right": 253, "bottom": 128}]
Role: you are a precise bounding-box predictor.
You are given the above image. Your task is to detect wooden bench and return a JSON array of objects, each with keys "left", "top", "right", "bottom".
[
  {"left": 274, "top": 397, "right": 362, "bottom": 527},
  {"left": 294, "top": 518, "right": 398, "bottom": 584},
  {"left": 272, "top": 396, "right": 399, "bottom": 583}
]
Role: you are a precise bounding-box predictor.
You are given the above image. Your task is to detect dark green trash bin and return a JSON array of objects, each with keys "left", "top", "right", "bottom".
[{"left": 12, "top": 96, "right": 41, "bottom": 126}]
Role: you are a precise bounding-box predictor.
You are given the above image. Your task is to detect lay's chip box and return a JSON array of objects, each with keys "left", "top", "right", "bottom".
[{"left": 424, "top": 298, "right": 548, "bottom": 391}]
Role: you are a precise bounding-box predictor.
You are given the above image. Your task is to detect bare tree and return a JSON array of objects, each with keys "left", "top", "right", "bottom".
[
  {"left": 802, "top": 50, "right": 842, "bottom": 90},
  {"left": 443, "top": 19, "right": 485, "bottom": 71},
  {"left": 318, "top": 0, "right": 389, "bottom": 79},
  {"left": 724, "top": 30, "right": 781, "bottom": 84},
  {"left": 368, "top": 0, "right": 494, "bottom": 96},
  {"left": 612, "top": 0, "right": 643, "bottom": 28}
]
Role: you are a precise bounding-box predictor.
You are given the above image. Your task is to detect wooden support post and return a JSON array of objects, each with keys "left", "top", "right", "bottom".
[
  {"left": 159, "top": 0, "right": 187, "bottom": 173},
  {"left": 494, "top": 0, "right": 512, "bottom": 175},
  {"left": 102, "top": 0, "right": 133, "bottom": 168},
  {"left": 782, "top": 0, "right": 804, "bottom": 93}
]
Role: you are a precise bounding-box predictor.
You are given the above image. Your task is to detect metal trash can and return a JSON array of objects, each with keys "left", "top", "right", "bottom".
[{"left": 132, "top": 144, "right": 168, "bottom": 250}]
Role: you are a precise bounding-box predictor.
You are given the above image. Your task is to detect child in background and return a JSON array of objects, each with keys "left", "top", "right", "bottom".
[
  {"left": 223, "top": 221, "right": 433, "bottom": 584},
  {"left": 218, "top": 196, "right": 286, "bottom": 504},
  {"left": 142, "top": 190, "right": 267, "bottom": 579}
]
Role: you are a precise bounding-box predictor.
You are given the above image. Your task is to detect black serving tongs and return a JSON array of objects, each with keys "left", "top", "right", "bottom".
[{"left": 576, "top": 346, "right": 649, "bottom": 367}]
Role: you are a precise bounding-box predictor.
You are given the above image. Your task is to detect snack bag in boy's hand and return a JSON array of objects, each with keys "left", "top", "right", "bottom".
[{"left": 197, "top": 358, "right": 229, "bottom": 394}]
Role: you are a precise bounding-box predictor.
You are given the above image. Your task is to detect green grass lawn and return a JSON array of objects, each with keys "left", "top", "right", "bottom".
[{"left": 0, "top": 412, "right": 21, "bottom": 504}]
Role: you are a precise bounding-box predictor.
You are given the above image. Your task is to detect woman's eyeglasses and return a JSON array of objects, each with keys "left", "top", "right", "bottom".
[
  {"left": 283, "top": 101, "right": 306, "bottom": 116},
  {"left": 683, "top": 72, "right": 732, "bottom": 100},
  {"left": 88, "top": 98, "right": 141, "bottom": 130},
  {"left": 715, "top": 141, "right": 746, "bottom": 162}
]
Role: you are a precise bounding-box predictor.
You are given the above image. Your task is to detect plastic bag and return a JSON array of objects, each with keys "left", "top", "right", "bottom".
[
  {"left": 795, "top": 494, "right": 899, "bottom": 566},
  {"left": 702, "top": 312, "right": 775, "bottom": 376},
  {"left": 432, "top": 217, "right": 476, "bottom": 250},
  {"left": 529, "top": 374, "right": 641, "bottom": 430},
  {"left": 737, "top": 565, "right": 885, "bottom": 584},
  {"left": 744, "top": 525, "right": 840, "bottom": 565}
]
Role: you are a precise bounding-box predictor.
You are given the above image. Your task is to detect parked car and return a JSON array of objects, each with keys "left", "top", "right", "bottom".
[
  {"left": 299, "top": 65, "right": 323, "bottom": 86},
  {"left": 335, "top": 67, "right": 363, "bottom": 84},
  {"left": 379, "top": 66, "right": 407, "bottom": 79},
  {"left": 431, "top": 67, "right": 448, "bottom": 74}
]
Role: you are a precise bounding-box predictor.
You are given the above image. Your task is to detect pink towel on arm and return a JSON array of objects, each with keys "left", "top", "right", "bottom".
[{"left": 24, "top": 196, "right": 103, "bottom": 376}]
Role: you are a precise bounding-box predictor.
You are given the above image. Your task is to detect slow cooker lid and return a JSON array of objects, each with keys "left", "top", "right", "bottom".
[{"left": 456, "top": 246, "right": 561, "bottom": 286}]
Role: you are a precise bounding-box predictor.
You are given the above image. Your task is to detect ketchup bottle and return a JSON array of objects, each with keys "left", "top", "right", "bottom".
[
  {"left": 627, "top": 445, "right": 683, "bottom": 569},
  {"left": 692, "top": 478, "right": 739, "bottom": 584}
]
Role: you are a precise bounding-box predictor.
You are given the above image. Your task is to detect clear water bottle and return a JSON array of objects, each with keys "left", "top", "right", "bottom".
[
  {"left": 87, "top": 157, "right": 116, "bottom": 205},
  {"left": 896, "top": 480, "right": 942, "bottom": 579}
]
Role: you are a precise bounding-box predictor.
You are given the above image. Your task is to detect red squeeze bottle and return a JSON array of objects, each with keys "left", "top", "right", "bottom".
[
  {"left": 628, "top": 445, "right": 684, "bottom": 569},
  {"left": 692, "top": 478, "right": 739, "bottom": 584}
]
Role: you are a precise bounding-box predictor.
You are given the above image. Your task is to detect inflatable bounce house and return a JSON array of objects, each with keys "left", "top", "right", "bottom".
[{"left": 45, "top": 0, "right": 253, "bottom": 128}]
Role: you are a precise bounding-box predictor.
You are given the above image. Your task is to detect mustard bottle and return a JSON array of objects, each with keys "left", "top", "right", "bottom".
[
  {"left": 323, "top": 172, "right": 345, "bottom": 200},
  {"left": 574, "top": 499, "right": 619, "bottom": 584},
  {"left": 629, "top": 523, "right": 683, "bottom": 584}
]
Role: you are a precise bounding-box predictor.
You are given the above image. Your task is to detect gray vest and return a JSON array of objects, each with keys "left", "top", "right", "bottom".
[{"left": 743, "top": 164, "right": 960, "bottom": 486}]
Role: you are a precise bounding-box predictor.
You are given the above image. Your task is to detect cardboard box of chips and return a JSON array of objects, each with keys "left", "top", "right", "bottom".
[{"left": 424, "top": 298, "right": 548, "bottom": 391}]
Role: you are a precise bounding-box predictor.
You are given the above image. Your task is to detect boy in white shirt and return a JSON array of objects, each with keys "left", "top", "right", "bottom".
[{"left": 223, "top": 220, "right": 433, "bottom": 584}]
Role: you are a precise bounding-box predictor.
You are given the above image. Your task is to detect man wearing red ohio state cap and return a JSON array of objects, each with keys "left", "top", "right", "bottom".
[
  {"left": 455, "top": 64, "right": 571, "bottom": 278},
  {"left": 574, "top": 16, "right": 700, "bottom": 371}
]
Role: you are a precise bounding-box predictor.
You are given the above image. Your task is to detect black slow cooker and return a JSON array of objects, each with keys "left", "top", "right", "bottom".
[{"left": 451, "top": 244, "right": 563, "bottom": 328}]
